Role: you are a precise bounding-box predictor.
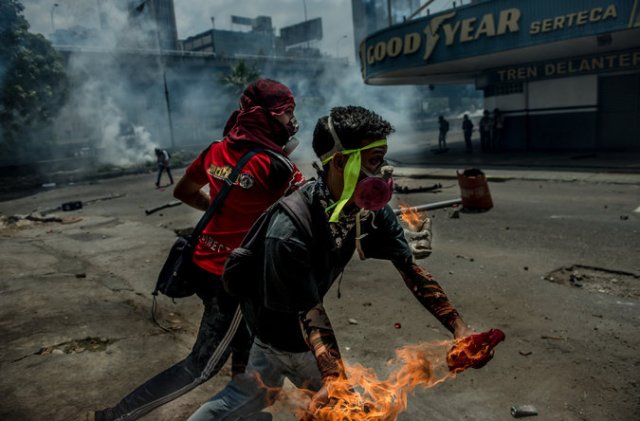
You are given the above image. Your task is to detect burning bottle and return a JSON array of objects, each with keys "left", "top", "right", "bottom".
[{"left": 446, "top": 329, "right": 505, "bottom": 373}]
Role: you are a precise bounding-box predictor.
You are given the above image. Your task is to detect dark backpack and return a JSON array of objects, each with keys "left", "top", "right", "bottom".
[{"left": 222, "top": 189, "right": 314, "bottom": 298}]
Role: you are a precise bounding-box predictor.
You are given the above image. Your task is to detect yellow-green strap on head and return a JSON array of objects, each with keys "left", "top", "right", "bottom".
[{"left": 321, "top": 121, "right": 387, "bottom": 222}]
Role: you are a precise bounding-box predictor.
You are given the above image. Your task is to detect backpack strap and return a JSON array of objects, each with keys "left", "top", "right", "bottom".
[
  {"left": 188, "top": 146, "right": 262, "bottom": 247},
  {"left": 263, "top": 149, "right": 294, "bottom": 173}
]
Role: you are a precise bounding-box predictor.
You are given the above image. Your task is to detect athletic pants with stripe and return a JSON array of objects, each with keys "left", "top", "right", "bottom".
[{"left": 105, "top": 266, "right": 251, "bottom": 421}]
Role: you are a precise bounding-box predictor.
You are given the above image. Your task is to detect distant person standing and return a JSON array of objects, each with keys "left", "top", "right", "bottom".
[
  {"left": 438, "top": 115, "right": 449, "bottom": 152},
  {"left": 491, "top": 108, "right": 504, "bottom": 152},
  {"left": 479, "top": 110, "right": 491, "bottom": 152},
  {"left": 462, "top": 114, "right": 474, "bottom": 153},
  {"left": 155, "top": 148, "right": 174, "bottom": 187}
]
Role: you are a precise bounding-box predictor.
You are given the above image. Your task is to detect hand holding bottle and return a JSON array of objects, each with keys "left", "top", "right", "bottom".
[{"left": 447, "top": 328, "right": 505, "bottom": 372}]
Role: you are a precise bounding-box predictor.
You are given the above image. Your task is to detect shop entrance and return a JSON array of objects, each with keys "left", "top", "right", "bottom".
[{"left": 598, "top": 73, "right": 640, "bottom": 151}]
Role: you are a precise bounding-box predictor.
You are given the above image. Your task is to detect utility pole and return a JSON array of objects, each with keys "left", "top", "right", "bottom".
[
  {"left": 302, "top": 0, "right": 309, "bottom": 49},
  {"left": 147, "top": 0, "right": 176, "bottom": 149},
  {"left": 50, "top": 3, "right": 59, "bottom": 33},
  {"left": 335, "top": 34, "right": 347, "bottom": 57}
]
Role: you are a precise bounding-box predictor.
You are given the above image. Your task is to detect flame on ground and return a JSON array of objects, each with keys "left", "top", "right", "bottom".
[
  {"left": 398, "top": 203, "right": 425, "bottom": 231},
  {"left": 271, "top": 332, "right": 503, "bottom": 420},
  {"left": 272, "top": 340, "right": 455, "bottom": 421}
]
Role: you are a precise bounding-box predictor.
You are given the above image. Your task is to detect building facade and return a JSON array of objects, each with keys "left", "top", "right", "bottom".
[
  {"left": 358, "top": 0, "right": 640, "bottom": 151},
  {"left": 148, "top": 0, "right": 178, "bottom": 50},
  {"left": 181, "top": 16, "right": 276, "bottom": 57},
  {"left": 351, "top": 0, "right": 421, "bottom": 57}
]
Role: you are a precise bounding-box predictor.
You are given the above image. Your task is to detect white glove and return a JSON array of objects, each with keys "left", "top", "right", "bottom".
[{"left": 403, "top": 216, "right": 432, "bottom": 259}]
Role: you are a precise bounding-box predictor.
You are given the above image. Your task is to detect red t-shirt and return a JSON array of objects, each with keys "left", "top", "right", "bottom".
[{"left": 184, "top": 140, "right": 304, "bottom": 275}]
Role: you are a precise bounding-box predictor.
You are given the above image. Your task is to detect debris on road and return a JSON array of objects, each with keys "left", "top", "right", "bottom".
[
  {"left": 39, "top": 194, "right": 125, "bottom": 215},
  {"left": 84, "top": 193, "right": 126, "bottom": 204},
  {"left": 26, "top": 212, "right": 63, "bottom": 223},
  {"left": 61, "top": 201, "right": 83, "bottom": 211},
  {"left": 348, "top": 318, "right": 359, "bottom": 325},
  {"left": 5, "top": 212, "right": 82, "bottom": 225},
  {"left": 394, "top": 183, "right": 442, "bottom": 194},
  {"left": 145, "top": 200, "right": 182, "bottom": 215},
  {"left": 544, "top": 265, "right": 640, "bottom": 298},
  {"left": 174, "top": 227, "right": 194, "bottom": 237},
  {"left": 35, "top": 337, "right": 113, "bottom": 356},
  {"left": 457, "top": 168, "right": 493, "bottom": 211},
  {"left": 511, "top": 404, "right": 538, "bottom": 418},
  {"left": 393, "top": 198, "right": 463, "bottom": 215}
]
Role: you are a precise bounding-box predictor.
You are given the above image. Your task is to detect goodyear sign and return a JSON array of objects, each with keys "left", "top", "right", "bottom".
[{"left": 360, "top": 0, "right": 640, "bottom": 81}]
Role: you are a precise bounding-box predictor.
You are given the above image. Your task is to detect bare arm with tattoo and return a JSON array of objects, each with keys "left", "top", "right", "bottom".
[
  {"left": 299, "top": 303, "right": 346, "bottom": 414},
  {"left": 299, "top": 303, "right": 345, "bottom": 380},
  {"left": 394, "top": 261, "right": 474, "bottom": 339}
]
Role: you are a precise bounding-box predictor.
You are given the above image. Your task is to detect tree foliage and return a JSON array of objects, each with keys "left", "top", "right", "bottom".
[
  {"left": 220, "top": 60, "right": 260, "bottom": 96},
  {"left": 0, "top": 0, "right": 68, "bottom": 156}
]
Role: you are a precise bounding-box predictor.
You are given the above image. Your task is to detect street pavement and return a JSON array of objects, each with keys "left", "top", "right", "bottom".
[
  {"left": 0, "top": 144, "right": 638, "bottom": 421},
  {"left": 385, "top": 137, "right": 640, "bottom": 185}
]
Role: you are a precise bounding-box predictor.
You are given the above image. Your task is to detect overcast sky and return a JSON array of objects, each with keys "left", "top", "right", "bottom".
[{"left": 22, "top": 0, "right": 359, "bottom": 61}]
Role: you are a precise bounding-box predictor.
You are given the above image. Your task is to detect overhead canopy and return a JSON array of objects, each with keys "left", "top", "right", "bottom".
[{"left": 359, "top": 0, "right": 640, "bottom": 86}]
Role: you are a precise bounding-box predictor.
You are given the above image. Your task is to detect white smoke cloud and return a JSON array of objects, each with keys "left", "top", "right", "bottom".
[
  {"left": 93, "top": 97, "right": 156, "bottom": 166},
  {"left": 32, "top": 0, "right": 172, "bottom": 168},
  {"left": 18, "top": 0, "right": 469, "bottom": 168}
]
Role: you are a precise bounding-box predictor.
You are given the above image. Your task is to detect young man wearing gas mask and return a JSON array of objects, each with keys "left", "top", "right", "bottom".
[
  {"left": 187, "top": 106, "right": 481, "bottom": 421},
  {"left": 88, "top": 79, "right": 304, "bottom": 421}
]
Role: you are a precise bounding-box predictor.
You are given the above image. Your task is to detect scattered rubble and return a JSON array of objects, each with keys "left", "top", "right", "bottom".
[
  {"left": 394, "top": 183, "right": 442, "bottom": 194},
  {"left": 544, "top": 265, "right": 640, "bottom": 299},
  {"left": 39, "top": 193, "right": 125, "bottom": 215},
  {"left": 35, "top": 337, "right": 114, "bottom": 356},
  {"left": 2, "top": 212, "right": 83, "bottom": 227},
  {"left": 145, "top": 200, "right": 182, "bottom": 215},
  {"left": 511, "top": 404, "right": 538, "bottom": 418}
]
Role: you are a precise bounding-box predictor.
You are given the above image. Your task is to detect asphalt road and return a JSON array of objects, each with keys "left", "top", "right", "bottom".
[{"left": 0, "top": 163, "right": 638, "bottom": 421}]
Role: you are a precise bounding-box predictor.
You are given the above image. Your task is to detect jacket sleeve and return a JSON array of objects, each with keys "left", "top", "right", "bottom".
[{"left": 360, "top": 205, "right": 414, "bottom": 264}]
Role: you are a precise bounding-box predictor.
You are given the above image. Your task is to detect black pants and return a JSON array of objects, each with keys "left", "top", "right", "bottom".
[
  {"left": 480, "top": 130, "right": 490, "bottom": 152},
  {"left": 156, "top": 164, "right": 174, "bottom": 186},
  {"left": 100, "top": 265, "right": 251, "bottom": 421},
  {"left": 464, "top": 131, "right": 473, "bottom": 151}
]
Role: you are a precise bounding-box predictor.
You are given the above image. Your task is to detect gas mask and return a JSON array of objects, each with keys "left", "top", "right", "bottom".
[
  {"left": 321, "top": 116, "right": 394, "bottom": 222},
  {"left": 353, "top": 164, "right": 394, "bottom": 211},
  {"left": 282, "top": 116, "right": 299, "bottom": 155}
]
